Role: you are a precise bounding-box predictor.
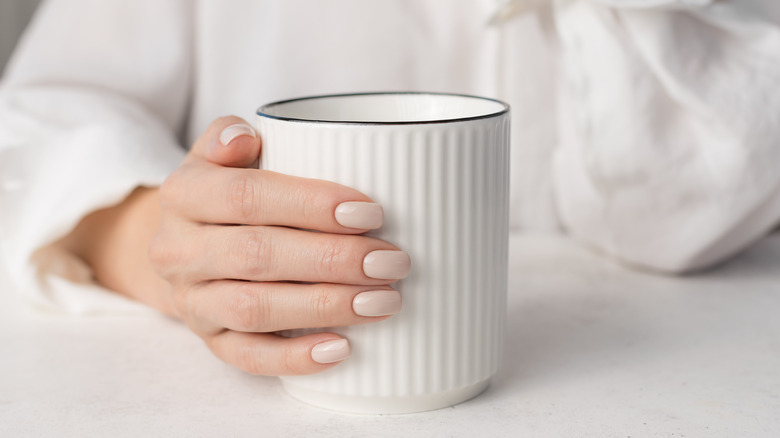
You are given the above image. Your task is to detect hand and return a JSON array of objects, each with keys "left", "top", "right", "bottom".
[
  {"left": 148, "top": 116, "right": 409, "bottom": 375},
  {"left": 67, "top": 116, "right": 409, "bottom": 375}
]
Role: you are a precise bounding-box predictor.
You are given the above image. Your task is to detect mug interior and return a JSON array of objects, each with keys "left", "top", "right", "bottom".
[{"left": 257, "top": 92, "right": 508, "bottom": 124}]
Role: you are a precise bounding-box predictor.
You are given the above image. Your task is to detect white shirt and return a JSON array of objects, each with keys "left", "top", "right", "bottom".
[{"left": 1, "top": 0, "right": 779, "bottom": 313}]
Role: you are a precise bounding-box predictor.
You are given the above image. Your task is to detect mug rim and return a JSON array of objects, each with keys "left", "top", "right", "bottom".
[{"left": 256, "top": 91, "right": 510, "bottom": 125}]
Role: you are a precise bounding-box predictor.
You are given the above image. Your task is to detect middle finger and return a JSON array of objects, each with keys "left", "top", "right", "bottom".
[{"left": 186, "top": 225, "right": 411, "bottom": 284}]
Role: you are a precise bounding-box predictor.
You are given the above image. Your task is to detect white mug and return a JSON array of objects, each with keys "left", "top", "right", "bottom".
[{"left": 256, "top": 92, "right": 510, "bottom": 414}]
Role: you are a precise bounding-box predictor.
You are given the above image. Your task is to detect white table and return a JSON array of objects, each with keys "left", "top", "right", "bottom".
[{"left": 2, "top": 234, "right": 779, "bottom": 437}]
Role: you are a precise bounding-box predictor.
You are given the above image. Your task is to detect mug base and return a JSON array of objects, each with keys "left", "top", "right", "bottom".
[{"left": 281, "top": 378, "right": 491, "bottom": 415}]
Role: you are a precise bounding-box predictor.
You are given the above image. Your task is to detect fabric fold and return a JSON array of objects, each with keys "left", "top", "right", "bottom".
[
  {"left": 0, "top": 86, "right": 185, "bottom": 313},
  {"left": 553, "top": 1, "right": 780, "bottom": 272}
]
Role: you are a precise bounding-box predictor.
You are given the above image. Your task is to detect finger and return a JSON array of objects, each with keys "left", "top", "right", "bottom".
[
  {"left": 163, "top": 162, "right": 383, "bottom": 232},
  {"left": 206, "top": 331, "right": 351, "bottom": 376},
  {"left": 183, "top": 225, "right": 410, "bottom": 284},
  {"left": 184, "top": 281, "right": 400, "bottom": 335},
  {"left": 189, "top": 115, "right": 262, "bottom": 168}
]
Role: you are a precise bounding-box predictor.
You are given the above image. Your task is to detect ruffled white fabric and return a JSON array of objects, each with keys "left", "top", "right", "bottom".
[
  {"left": 1, "top": 0, "right": 779, "bottom": 314},
  {"left": 554, "top": 0, "right": 780, "bottom": 272},
  {"left": 0, "top": 0, "right": 191, "bottom": 313}
]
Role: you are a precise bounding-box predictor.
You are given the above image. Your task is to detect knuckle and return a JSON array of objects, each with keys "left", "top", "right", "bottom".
[
  {"left": 316, "top": 239, "right": 350, "bottom": 278},
  {"left": 280, "top": 345, "right": 306, "bottom": 375},
  {"left": 309, "top": 288, "right": 338, "bottom": 322},
  {"left": 227, "top": 335, "right": 309, "bottom": 376},
  {"left": 293, "top": 184, "right": 319, "bottom": 224},
  {"left": 231, "top": 229, "right": 271, "bottom": 277},
  {"left": 237, "top": 344, "right": 266, "bottom": 375},
  {"left": 147, "top": 231, "right": 177, "bottom": 274},
  {"left": 227, "top": 172, "right": 261, "bottom": 222},
  {"left": 158, "top": 170, "right": 185, "bottom": 208},
  {"left": 227, "top": 285, "right": 272, "bottom": 332},
  {"left": 235, "top": 340, "right": 305, "bottom": 376}
]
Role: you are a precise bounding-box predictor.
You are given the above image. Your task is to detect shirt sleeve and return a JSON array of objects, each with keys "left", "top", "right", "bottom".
[
  {"left": 552, "top": 0, "right": 780, "bottom": 273},
  {"left": 0, "top": 0, "right": 192, "bottom": 313}
]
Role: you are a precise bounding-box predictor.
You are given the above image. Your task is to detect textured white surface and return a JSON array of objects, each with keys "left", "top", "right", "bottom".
[
  {"left": 2, "top": 233, "right": 780, "bottom": 436},
  {"left": 258, "top": 96, "right": 511, "bottom": 413}
]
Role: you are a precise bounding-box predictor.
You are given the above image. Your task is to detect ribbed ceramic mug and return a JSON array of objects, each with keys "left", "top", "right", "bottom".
[{"left": 256, "top": 92, "right": 510, "bottom": 414}]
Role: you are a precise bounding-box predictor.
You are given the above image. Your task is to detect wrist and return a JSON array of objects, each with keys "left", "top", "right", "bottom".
[{"left": 67, "top": 186, "right": 175, "bottom": 315}]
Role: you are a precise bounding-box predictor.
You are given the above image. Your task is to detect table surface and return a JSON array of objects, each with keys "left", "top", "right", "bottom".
[{"left": 2, "top": 234, "right": 779, "bottom": 437}]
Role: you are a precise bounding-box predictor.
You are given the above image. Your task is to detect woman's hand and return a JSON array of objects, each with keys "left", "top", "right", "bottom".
[{"left": 71, "top": 116, "right": 409, "bottom": 376}]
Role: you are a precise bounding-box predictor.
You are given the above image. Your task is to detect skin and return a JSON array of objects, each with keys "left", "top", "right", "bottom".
[{"left": 65, "top": 115, "right": 404, "bottom": 376}]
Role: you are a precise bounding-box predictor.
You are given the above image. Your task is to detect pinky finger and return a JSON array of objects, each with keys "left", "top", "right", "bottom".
[{"left": 205, "top": 330, "right": 351, "bottom": 376}]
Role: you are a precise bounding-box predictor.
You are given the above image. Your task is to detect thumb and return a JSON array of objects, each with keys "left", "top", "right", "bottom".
[{"left": 189, "top": 115, "right": 261, "bottom": 168}]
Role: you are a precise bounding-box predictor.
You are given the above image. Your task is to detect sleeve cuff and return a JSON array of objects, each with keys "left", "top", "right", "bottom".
[{"left": 0, "top": 85, "right": 186, "bottom": 314}]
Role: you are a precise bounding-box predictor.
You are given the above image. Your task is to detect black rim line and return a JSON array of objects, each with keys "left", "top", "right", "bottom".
[{"left": 256, "top": 91, "right": 510, "bottom": 125}]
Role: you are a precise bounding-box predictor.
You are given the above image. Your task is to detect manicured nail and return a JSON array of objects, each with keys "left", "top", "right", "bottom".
[
  {"left": 335, "top": 201, "right": 384, "bottom": 229},
  {"left": 311, "top": 339, "right": 351, "bottom": 364},
  {"left": 363, "top": 250, "right": 411, "bottom": 280},
  {"left": 219, "top": 123, "right": 256, "bottom": 146},
  {"left": 353, "top": 290, "right": 402, "bottom": 317}
]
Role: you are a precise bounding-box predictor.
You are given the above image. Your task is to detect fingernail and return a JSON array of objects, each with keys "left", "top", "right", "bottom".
[
  {"left": 311, "top": 339, "right": 351, "bottom": 364},
  {"left": 219, "top": 123, "right": 256, "bottom": 146},
  {"left": 363, "top": 250, "right": 411, "bottom": 280},
  {"left": 353, "top": 290, "right": 402, "bottom": 317},
  {"left": 335, "top": 201, "right": 384, "bottom": 229}
]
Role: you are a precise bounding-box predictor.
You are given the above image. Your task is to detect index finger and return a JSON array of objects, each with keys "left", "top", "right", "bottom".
[{"left": 162, "top": 162, "right": 384, "bottom": 233}]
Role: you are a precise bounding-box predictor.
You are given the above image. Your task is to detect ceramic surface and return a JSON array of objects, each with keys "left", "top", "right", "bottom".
[{"left": 257, "top": 92, "right": 511, "bottom": 414}]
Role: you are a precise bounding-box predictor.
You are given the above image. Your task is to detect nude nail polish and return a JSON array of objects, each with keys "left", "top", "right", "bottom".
[
  {"left": 353, "top": 290, "right": 402, "bottom": 317},
  {"left": 363, "top": 250, "right": 411, "bottom": 280},
  {"left": 334, "top": 201, "right": 383, "bottom": 229},
  {"left": 311, "top": 339, "right": 351, "bottom": 364},
  {"left": 219, "top": 123, "right": 256, "bottom": 146}
]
